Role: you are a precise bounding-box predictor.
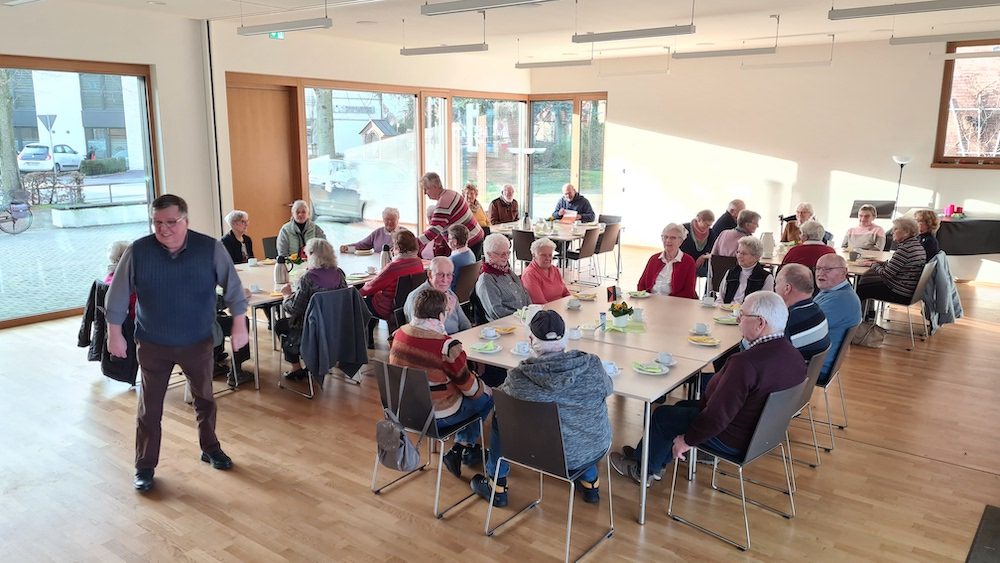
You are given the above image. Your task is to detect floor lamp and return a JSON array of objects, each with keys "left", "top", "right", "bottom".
[{"left": 892, "top": 155, "right": 911, "bottom": 218}]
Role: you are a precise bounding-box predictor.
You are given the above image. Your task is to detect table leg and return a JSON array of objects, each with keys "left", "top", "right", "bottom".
[
  {"left": 639, "top": 400, "right": 651, "bottom": 525},
  {"left": 251, "top": 304, "right": 261, "bottom": 390}
]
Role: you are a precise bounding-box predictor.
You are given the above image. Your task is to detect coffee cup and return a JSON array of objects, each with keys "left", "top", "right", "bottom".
[
  {"left": 701, "top": 294, "right": 715, "bottom": 305},
  {"left": 567, "top": 327, "right": 582, "bottom": 340},
  {"left": 632, "top": 307, "right": 644, "bottom": 322},
  {"left": 482, "top": 327, "right": 498, "bottom": 339},
  {"left": 249, "top": 283, "right": 261, "bottom": 293},
  {"left": 602, "top": 361, "right": 618, "bottom": 376},
  {"left": 657, "top": 352, "right": 674, "bottom": 365},
  {"left": 849, "top": 250, "right": 860, "bottom": 261},
  {"left": 693, "top": 322, "right": 709, "bottom": 335},
  {"left": 367, "top": 265, "right": 377, "bottom": 275},
  {"left": 347, "top": 244, "right": 357, "bottom": 253},
  {"left": 247, "top": 258, "right": 258, "bottom": 267},
  {"left": 567, "top": 298, "right": 582, "bottom": 310},
  {"left": 514, "top": 341, "right": 530, "bottom": 354}
]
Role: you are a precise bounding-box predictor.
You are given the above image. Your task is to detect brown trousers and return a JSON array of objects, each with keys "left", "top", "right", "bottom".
[{"left": 135, "top": 337, "right": 220, "bottom": 469}]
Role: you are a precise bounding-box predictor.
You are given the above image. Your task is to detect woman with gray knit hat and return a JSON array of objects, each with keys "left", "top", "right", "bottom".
[{"left": 470, "top": 310, "right": 613, "bottom": 507}]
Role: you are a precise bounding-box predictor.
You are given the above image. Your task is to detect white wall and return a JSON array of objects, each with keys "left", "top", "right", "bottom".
[{"left": 529, "top": 41, "right": 1000, "bottom": 281}]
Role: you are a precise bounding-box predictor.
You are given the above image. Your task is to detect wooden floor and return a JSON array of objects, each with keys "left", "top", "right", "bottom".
[{"left": 2, "top": 246, "right": 999, "bottom": 562}]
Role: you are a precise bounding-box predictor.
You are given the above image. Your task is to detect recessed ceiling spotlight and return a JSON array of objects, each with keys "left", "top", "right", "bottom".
[{"left": 147, "top": 0, "right": 165, "bottom": 4}]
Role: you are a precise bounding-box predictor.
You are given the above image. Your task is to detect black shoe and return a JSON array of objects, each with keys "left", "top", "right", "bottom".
[
  {"left": 228, "top": 369, "right": 254, "bottom": 388},
  {"left": 471, "top": 473, "right": 508, "bottom": 507},
  {"left": 214, "top": 361, "right": 231, "bottom": 376},
  {"left": 134, "top": 468, "right": 155, "bottom": 492},
  {"left": 621, "top": 445, "right": 666, "bottom": 481},
  {"left": 283, "top": 368, "right": 308, "bottom": 381},
  {"left": 575, "top": 477, "right": 600, "bottom": 504},
  {"left": 201, "top": 449, "right": 234, "bottom": 470},
  {"left": 462, "top": 444, "right": 484, "bottom": 467},
  {"left": 442, "top": 444, "right": 464, "bottom": 478}
]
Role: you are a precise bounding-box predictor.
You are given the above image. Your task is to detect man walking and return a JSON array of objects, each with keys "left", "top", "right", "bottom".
[{"left": 107, "top": 194, "right": 248, "bottom": 492}]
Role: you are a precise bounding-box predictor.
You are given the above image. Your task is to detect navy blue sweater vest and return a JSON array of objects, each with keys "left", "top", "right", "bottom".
[
  {"left": 132, "top": 232, "right": 217, "bottom": 347},
  {"left": 723, "top": 262, "right": 769, "bottom": 305}
]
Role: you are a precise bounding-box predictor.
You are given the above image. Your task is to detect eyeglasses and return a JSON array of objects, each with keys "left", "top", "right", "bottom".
[
  {"left": 153, "top": 217, "right": 186, "bottom": 229},
  {"left": 737, "top": 312, "right": 762, "bottom": 322},
  {"left": 815, "top": 266, "right": 847, "bottom": 273}
]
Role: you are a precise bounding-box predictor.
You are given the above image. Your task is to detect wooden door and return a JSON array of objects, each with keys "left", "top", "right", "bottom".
[{"left": 226, "top": 84, "right": 299, "bottom": 243}]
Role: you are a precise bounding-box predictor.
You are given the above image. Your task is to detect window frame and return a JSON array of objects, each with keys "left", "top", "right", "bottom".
[{"left": 933, "top": 39, "right": 1000, "bottom": 169}]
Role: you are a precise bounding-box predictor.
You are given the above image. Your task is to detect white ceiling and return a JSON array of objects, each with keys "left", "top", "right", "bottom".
[{"left": 24, "top": 0, "right": 1000, "bottom": 61}]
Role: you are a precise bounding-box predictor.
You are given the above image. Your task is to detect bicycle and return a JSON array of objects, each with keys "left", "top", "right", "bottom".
[{"left": 0, "top": 190, "right": 33, "bottom": 235}]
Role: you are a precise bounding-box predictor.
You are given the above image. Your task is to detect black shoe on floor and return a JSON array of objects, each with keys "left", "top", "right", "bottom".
[
  {"left": 228, "top": 369, "right": 254, "bottom": 388},
  {"left": 462, "top": 444, "right": 484, "bottom": 467},
  {"left": 442, "top": 444, "right": 465, "bottom": 478},
  {"left": 134, "top": 468, "right": 155, "bottom": 492},
  {"left": 201, "top": 449, "right": 234, "bottom": 470},
  {"left": 575, "top": 477, "right": 600, "bottom": 504},
  {"left": 470, "top": 474, "right": 508, "bottom": 507},
  {"left": 283, "top": 368, "right": 308, "bottom": 381}
]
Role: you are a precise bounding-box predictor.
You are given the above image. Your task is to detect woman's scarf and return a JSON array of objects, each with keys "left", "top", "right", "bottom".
[
  {"left": 690, "top": 219, "right": 710, "bottom": 251},
  {"left": 410, "top": 317, "right": 446, "bottom": 335},
  {"left": 482, "top": 259, "right": 511, "bottom": 276}
]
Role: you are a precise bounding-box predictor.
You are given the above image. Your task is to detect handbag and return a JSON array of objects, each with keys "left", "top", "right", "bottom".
[
  {"left": 376, "top": 366, "right": 434, "bottom": 472},
  {"left": 851, "top": 321, "right": 886, "bottom": 348}
]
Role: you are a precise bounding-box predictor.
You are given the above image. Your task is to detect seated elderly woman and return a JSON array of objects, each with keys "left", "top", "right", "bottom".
[
  {"left": 716, "top": 236, "right": 775, "bottom": 305},
  {"left": 856, "top": 217, "right": 926, "bottom": 308},
  {"left": 341, "top": 207, "right": 402, "bottom": 253},
  {"left": 680, "top": 209, "right": 716, "bottom": 277},
  {"left": 360, "top": 229, "right": 425, "bottom": 321},
  {"left": 520, "top": 237, "right": 570, "bottom": 304},
  {"left": 913, "top": 209, "right": 940, "bottom": 262},
  {"left": 842, "top": 203, "right": 886, "bottom": 250},
  {"left": 638, "top": 223, "right": 698, "bottom": 299},
  {"left": 277, "top": 199, "right": 326, "bottom": 258},
  {"left": 471, "top": 310, "right": 613, "bottom": 507},
  {"left": 464, "top": 182, "right": 491, "bottom": 229},
  {"left": 711, "top": 209, "right": 761, "bottom": 257},
  {"left": 275, "top": 238, "right": 347, "bottom": 381},
  {"left": 221, "top": 209, "right": 254, "bottom": 265},
  {"left": 448, "top": 224, "right": 476, "bottom": 290},
  {"left": 476, "top": 232, "right": 531, "bottom": 320},
  {"left": 403, "top": 256, "right": 472, "bottom": 335},
  {"left": 390, "top": 288, "right": 493, "bottom": 479},
  {"left": 781, "top": 219, "right": 835, "bottom": 268},
  {"left": 781, "top": 202, "right": 814, "bottom": 244}
]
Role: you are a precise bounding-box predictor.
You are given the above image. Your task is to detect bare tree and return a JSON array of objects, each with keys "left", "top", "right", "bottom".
[
  {"left": 951, "top": 71, "right": 1000, "bottom": 157},
  {"left": 0, "top": 69, "right": 24, "bottom": 198},
  {"left": 313, "top": 89, "right": 336, "bottom": 158}
]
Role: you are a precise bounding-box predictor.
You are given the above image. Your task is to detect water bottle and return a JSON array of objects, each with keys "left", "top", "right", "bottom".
[{"left": 380, "top": 244, "right": 392, "bottom": 269}]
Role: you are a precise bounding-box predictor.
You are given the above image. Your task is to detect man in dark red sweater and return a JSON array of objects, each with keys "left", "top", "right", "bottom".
[{"left": 611, "top": 291, "right": 806, "bottom": 485}]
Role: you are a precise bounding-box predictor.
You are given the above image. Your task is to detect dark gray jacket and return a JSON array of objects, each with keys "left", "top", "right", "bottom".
[{"left": 500, "top": 350, "right": 613, "bottom": 470}]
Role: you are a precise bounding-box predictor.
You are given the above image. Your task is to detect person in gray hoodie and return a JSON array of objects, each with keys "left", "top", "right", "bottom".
[{"left": 470, "top": 310, "right": 613, "bottom": 507}]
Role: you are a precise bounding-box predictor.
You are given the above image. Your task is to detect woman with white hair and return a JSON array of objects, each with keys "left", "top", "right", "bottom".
[
  {"left": 711, "top": 209, "right": 761, "bottom": 257},
  {"left": 276, "top": 238, "right": 347, "bottom": 380},
  {"left": 716, "top": 236, "right": 774, "bottom": 305},
  {"left": 277, "top": 200, "right": 326, "bottom": 258},
  {"left": 341, "top": 207, "right": 402, "bottom": 253},
  {"left": 781, "top": 202, "right": 815, "bottom": 244},
  {"left": 475, "top": 232, "right": 531, "bottom": 320},
  {"left": 104, "top": 240, "right": 135, "bottom": 314},
  {"left": 221, "top": 209, "right": 254, "bottom": 264},
  {"left": 856, "top": 216, "right": 926, "bottom": 307},
  {"left": 781, "top": 219, "right": 835, "bottom": 268},
  {"left": 638, "top": 223, "right": 698, "bottom": 299},
  {"left": 520, "top": 237, "right": 570, "bottom": 304}
]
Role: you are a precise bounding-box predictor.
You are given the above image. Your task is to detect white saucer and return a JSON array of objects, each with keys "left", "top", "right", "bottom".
[
  {"left": 567, "top": 305, "right": 582, "bottom": 311},
  {"left": 655, "top": 358, "right": 678, "bottom": 367},
  {"left": 700, "top": 301, "right": 717, "bottom": 308},
  {"left": 480, "top": 332, "right": 500, "bottom": 340},
  {"left": 689, "top": 329, "right": 712, "bottom": 336},
  {"left": 511, "top": 348, "right": 531, "bottom": 357}
]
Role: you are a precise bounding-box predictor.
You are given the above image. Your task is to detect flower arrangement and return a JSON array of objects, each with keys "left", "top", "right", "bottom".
[
  {"left": 609, "top": 301, "right": 633, "bottom": 318},
  {"left": 287, "top": 252, "right": 304, "bottom": 265}
]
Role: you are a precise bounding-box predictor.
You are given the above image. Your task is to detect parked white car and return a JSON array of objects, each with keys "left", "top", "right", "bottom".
[{"left": 17, "top": 144, "right": 85, "bottom": 173}]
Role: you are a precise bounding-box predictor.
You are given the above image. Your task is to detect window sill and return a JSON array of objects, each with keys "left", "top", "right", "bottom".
[{"left": 931, "top": 162, "right": 1000, "bottom": 170}]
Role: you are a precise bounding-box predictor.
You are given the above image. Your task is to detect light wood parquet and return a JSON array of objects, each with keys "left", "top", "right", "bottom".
[{"left": 1, "top": 246, "right": 998, "bottom": 562}]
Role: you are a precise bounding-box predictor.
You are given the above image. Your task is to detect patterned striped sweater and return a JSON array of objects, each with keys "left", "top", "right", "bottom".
[
  {"left": 870, "top": 236, "right": 926, "bottom": 297},
  {"left": 786, "top": 298, "right": 831, "bottom": 363},
  {"left": 419, "top": 189, "right": 485, "bottom": 250},
  {"left": 388, "top": 325, "right": 485, "bottom": 419}
]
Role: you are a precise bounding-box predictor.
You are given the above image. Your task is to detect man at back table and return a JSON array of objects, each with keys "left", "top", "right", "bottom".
[
  {"left": 488, "top": 183, "right": 519, "bottom": 225},
  {"left": 611, "top": 291, "right": 805, "bottom": 485},
  {"left": 106, "top": 194, "right": 248, "bottom": 493},
  {"left": 550, "top": 183, "right": 595, "bottom": 223},
  {"left": 710, "top": 198, "right": 746, "bottom": 238},
  {"left": 814, "top": 254, "right": 862, "bottom": 384}
]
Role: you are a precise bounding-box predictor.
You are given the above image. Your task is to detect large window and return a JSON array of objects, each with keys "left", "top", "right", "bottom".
[
  {"left": 305, "top": 87, "right": 419, "bottom": 241},
  {"left": 423, "top": 95, "right": 447, "bottom": 188},
  {"left": 79, "top": 73, "right": 124, "bottom": 111},
  {"left": 529, "top": 100, "right": 572, "bottom": 218},
  {"left": 579, "top": 99, "right": 606, "bottom": 211},
  {"left": 85, "top": 127, "right": 127, "bottom": 159},
  {"left": 935, "top": 40, "right": 1000, "bottom": 167},
  {"left": 451, "top": 97, "right": 527, "bottom": 215}
]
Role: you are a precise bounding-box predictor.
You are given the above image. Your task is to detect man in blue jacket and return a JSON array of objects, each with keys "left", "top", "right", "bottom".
[
  {"left": 550, "top": 183, "right": 596, "bottom": 223},
  {"left": 814, "top": 254, "right": 862, "bottom": 384}
]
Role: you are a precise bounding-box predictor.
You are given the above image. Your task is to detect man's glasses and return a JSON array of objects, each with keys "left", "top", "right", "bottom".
[
  {"left": 737, "top": 312, "right": 762, "bottom": 322},
  {"left": 815, "top": 266, "right": 847, "bottom": 273},
  {"left": 153, "top": 218, "right": 186, "bottom": 229}
]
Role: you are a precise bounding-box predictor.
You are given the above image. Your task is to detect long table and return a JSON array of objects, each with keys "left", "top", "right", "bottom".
[
  {"left": 760, "top": 248, "right": 892, "bottom": 278},
  {"left": 454, "top": 290, "right": 743, "bottom": 524}
]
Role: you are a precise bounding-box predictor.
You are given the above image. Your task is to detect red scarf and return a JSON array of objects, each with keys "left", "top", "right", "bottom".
[
  {"left": 482, "top": 260, "right": 511, "bottom": 276},
  {"left": 690, "top": 218, "right": 710, "bottom": 244}
]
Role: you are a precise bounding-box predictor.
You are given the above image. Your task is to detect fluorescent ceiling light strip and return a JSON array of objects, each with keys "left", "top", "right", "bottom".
[
  {"left": 571, "top": 24, "right": 696, "bottom": 43},
  {"left": 889, "top": 30, "right": 1000, "bottom": 44},
  {"left": 400, "top": 42, "right": 489, "bottom": 55},
  {"left": 3, "top": 0, "right": 44, "bottom": 5},
  {"left": 237, "top": 17, "right": 332, "bottom": 35},
  {"left": 673, "top": 46, "right": 776, "bottom": 59},
  {"left": 943, "top": 50, "right": 1000, "bottom": 58},
  {"left": 421, "top": 0, "right": 554, "bottom": 16},
  {"left": 829, "top": 0, "right": 1000, "bottom": 20},
  {"left": 515, "top": 59, "right": 593, "bottom": 69}
]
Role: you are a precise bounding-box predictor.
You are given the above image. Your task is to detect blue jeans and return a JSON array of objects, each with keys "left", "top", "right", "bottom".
[
  {"left": 485, "top": 416, "right": 599, "bottom": 483},
  {"left": 633, "top": 400, "right": 740, "bottom": 474},
  {"left": 436, "top": 392, "right": 494, "bottom": 446}
]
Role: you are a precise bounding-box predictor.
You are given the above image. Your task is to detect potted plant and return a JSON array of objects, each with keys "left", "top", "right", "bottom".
[{"left": 609, "top": 301, "right": 633, "bottom": 328}]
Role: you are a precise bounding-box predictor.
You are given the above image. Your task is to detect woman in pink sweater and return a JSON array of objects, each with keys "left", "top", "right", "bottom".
[{"left": 521, "top": 237, "right": 571, "bottom": 304}]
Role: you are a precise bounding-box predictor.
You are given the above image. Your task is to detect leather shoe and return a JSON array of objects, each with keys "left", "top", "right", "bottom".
[
  {"left": 201, "top": 449, "right": 234, "bottom": 470},
  {"left": 134, "top": 468, "right": 155, "bottom": 492}
]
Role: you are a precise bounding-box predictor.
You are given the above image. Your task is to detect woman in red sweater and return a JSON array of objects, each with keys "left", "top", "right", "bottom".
[
  {"left": 521, "top": 237, "right": 571, "bottom": 304},
  {"left": 638, "top": 223, "right": 698, "bottom": 299},
  {"left": 360, "top": 230, "right": 425, "bottom": 319},
  {"left": 781, "top": 219, "right": 835, "bottom": 269}
]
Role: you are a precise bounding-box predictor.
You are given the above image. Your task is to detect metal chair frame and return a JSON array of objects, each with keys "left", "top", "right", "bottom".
[
  {"left": 875, "top": 260, "right": 937, "bottom": 351},
  {"left": 369, "top": 361, "right": 486, "bottom": 518},
  {"left": 564, "top": 228, "right": 601, "bottom": 286},
  {"left": 593, "top": 223, "right": 622, "bottom": 283},
  {"left": 785, "top": 347, "right": 830, "bottom": 471},
  {"left": 808, "top": 325, "right": 861, "bottom": 452}
]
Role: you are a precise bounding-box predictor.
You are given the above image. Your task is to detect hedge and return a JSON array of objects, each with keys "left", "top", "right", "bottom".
[{"left": 80, "top": 157, "right": 128, "bottom": 176}]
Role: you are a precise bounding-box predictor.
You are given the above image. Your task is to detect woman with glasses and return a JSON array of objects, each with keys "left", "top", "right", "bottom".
[
  {"left": 638, "top": 223, "right": 698, "bottom": 298},
  {"left": 716, "top": 236, "right": 774, "bottom": 305},
  {"left": 221, "top": 210, "right": 254, "bottom": 265},
  {"left": 475, "top": 233, "right": 531, "bottom": 321}
]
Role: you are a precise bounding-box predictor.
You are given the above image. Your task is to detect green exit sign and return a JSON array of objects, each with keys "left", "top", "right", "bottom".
[{"left": 268, "top": 32, "right": 285, "bottom": 40}]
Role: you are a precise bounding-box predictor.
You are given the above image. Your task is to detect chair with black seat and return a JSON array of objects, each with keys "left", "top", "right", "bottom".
[
  {"left": 877, "top": 259, "right": 937, "bottom": 351},
  {"left": 512, "top": 230, "right": 535, "bottom": 274},
  {"left": 370, "top": 360, "right": 485, "bottom": 518},
  {"left": 812, "top": 324, "right": 860, "bottom": 452},
  {"left": 564, "top": 228, "right": 601, "bottom": 286},
  {"left": 383, "top": 273, "right": 427, "bottom": 337},
  {"left": 708, "top": 255, "right": 738, "bottom": 296},
  {"left": 593, "top": 223, "right": 622, "bottom": 282},
  {"left": 262, "top": 236, "right": 278, "bottom": 259},
  {"left": 667, "top": 380, "right": 807, "bottom": 552},
  {"left": 484, "top": 390, "right": 614, "bottom": 563},
  {"left": 786, "top": 347, "right": 830, "bottom": 472},
  {"left": 454, "top": 260, "right": 482, "bottom": 306}
]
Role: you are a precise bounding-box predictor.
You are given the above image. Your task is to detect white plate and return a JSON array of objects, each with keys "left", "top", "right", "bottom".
[
  {"left": 688, "top": 337, "right": 722, "bottom": 347},
  {"left": 689, "top": 329, "right": 712, "bottom": 336},
  {"left": 567, "top": 305, "right": 582, "bottom": 311},
  {"left": 700, "top": 301, "right": 717, "bottom": 308},
  {"left": 471, "top": 344, "right": 503, "bottom": 354},
  {"left": 654, "top": 358, "right": 678, "bottom": 367},
  {"left": 511, "top": 348, "right": 531, "bottom": 357},
  {"left": 479, "top": 331, "right": 500, "bottom": 340},
  {"left": 628, "top": 291, "right": 651, "bottom": 299},
  {"left": 634, "top": 363, "right": 669, "bottom": 375}
]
